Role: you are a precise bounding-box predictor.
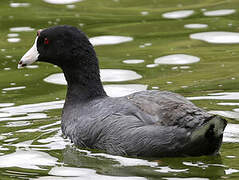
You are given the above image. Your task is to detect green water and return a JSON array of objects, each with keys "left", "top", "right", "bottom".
[{"left": 1, "top": 0, "right": 239, "bottom": 179}]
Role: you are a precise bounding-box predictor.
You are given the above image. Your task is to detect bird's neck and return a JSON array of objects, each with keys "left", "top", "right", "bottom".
[{"left": 62, "top": 59, "right": 107, "bottom": 103}]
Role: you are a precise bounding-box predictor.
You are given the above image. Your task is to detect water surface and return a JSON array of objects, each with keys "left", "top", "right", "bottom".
[{"left": 1, "top": 0, "right": 239, "bottom": 179}]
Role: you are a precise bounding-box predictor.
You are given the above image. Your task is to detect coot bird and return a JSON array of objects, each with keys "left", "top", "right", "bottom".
[{"left": 18, "top": 25, "right": 227, "bottom": 157}]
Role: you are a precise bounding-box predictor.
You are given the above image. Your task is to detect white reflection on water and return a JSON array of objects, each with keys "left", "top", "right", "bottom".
[
  {"left": 5, "top": 121, "right": 31, "bottom": 127},
  {"left": 101, "top": 69, "right": 142, "bottom": 82},
  {"left": 0, "top": 113, "right": 47, "bottom": 121},
  {"left": 190, "top": 32, "right": 239, "bottom": 44},
  {"left": 7, "top": 38, "right": 21, "bottom": 43},
  {"left": 146, "top": 64, "right": 159, "bottom": 68},
  {"left": 123, "top": 59, "right": 145, "bottom": 64},
  {"left": 26, "top": 65, "right": 39, "bottom": 69},
  {"left": 155, "top": 166, "right": 188, "bottom": 173},
  {"left": 184, "top": 24, "right": 208, "bottom": 29},
  {"left": 154, "top": 54, "right": 200, "bottom": 65},
  {"left": 77, "top": 149, "right": 158, "bottom": 167},
  {"left": 162, "top": 10, "right": 194, "bottom": 19},
  {"left": 225, "top": 168, "right": 239, "bottom": 175},
  {"left": 209, "top": 111, "right": 239, "bottom": 119},
  {"left": 10, "top": 27, "right": 35, "bottom": 32},
  {"left": 44, "top": 69, "right": 142, "bottom": 85},
  {"left": 10, "top": 122, "right": 69, "bottom": 150},
  {"left": 7, "top": 33, "right": 19, "bottom": 37},
  {"left": 89, "top": 36, "right": 133, "bottom": 46},
  {"left": 0, "top": 100, "right": 63, "bottom": 121},
  {"left": 2, "top": 86, "right": 26, "bottom": 91},
  {"left": 162, "top": 178, "right": 208, "bottom": 180},
  {"left": 10, "top": 3, "right": 30, "bottom": 7},
  {"left": 203, "top": 9, "right": 236, "bottom": 16},
  {"left": 223, "top": 124, "right": 239, "bottom": 143},
  {"left": 41, "top": 166, "right": 147, "bottom": 180},
  {"left": 141, "top": 11, "right": 149, "bottom": 16},
  {"left": 0, "top": 150, "right": 58, "bottom": 170},
  {"left": 188, "top": 92, "right": 239, "bottom": 100},
  {"left": 0, "top": 103, "right": 14, "bottom": 107},
  {"left": 104, "top": 84, "right": 147, "bottom": 97},
  {"left": 66, "top": 4, "right": 75, "bottom": 9},
  {"left": 43, "top": 0, "right": 83, "bottom": 4}
]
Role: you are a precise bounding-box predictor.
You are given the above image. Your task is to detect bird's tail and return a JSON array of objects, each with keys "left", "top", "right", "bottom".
[{"left": 186, "top": 115, "right": 227, "bottom": 156}]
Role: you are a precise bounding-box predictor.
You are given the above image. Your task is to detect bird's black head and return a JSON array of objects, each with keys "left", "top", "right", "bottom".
[{"left": 18, "top": 25, "right": 96, "bottom": 69}]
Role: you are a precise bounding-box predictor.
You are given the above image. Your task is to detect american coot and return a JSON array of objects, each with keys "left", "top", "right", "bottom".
[{"left": 18, "top": 25, "right": 227, "bottom": 157}]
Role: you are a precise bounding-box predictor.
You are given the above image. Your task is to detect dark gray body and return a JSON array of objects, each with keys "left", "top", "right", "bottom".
[{"left": 62, "top": 90, "right": 226, "bottom": 157}]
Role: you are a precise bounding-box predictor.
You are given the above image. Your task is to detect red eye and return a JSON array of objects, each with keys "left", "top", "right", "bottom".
[{"left": 44, "top": 38, "right": 49, "bottom": 45}]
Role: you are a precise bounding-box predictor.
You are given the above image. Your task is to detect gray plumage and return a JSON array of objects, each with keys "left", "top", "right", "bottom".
[{"left": 19, "top": 25, "right": 227, "bottom": 157}]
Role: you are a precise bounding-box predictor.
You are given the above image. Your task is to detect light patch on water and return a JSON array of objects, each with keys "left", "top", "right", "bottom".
[
  {"left": 13, "top": 125, "right": 69, "bottom": 150},
  {"left": 36, "top": 130, "right": 71, "bottom": 150},
  {"left": 218, "top": 102, "right": 239, "bottom": 106},
  {"left": 4, "top": 138, "right": 18, "bottom": 143},
  {"left": 154, "top": 54, "right": 200, "bottom": 65},
  {"left": 15, "top": 121, "right": 60, "bottom": 134},
  {"left": 66, "top": 4, "right": 75, "bottom": 9},
  {"left": 209, "top": 110, "right": 239, "bottom": 119},
  {"left": 4, "top": 67, "right": 11, "bottom": 71},
  {"left": 101, "top": 69, "right": 142, "bottom": 82},
  {"left": 76, "top": 149, "right": 157, "bottom": 168},
  {"left": 162, "top": 10, "right": 194, "bottom": 19},
  {"left": 14, "top": 121, "right": 61, "bottom": 134},
  {"left": 0, "top": 103, "right": 14, "bottom": 107},
  {"left": 155, "top": 166, "right": 188, "bottom": 173},
  {"left": 188, "top": 92, "right": 239, "bottom": 100},
  {"left": 104, "top": 84, "right": 147, "bottom": 97},
  {"left": 26, "top": 65, "right": 39, "bottom": 69},
  {"left": 180, "top": 66, "right": 190, "bottom": 69},
  {"left": 203, "top": 9, "right": 236, "bottom": 16},
  {"left": 190, "top": 32, "right": 239, "bottom": 44},
  {"left": 90, "top": 153, "right": 158, "bottom": 167},
  {"left": 7, "top": 33, "right": 19, "bottom": 37},
  {"left": 223, "top": 123, "right": 239, "bottom": 143},
  {"left": 89, "top": 36, "right": 133, "bottom": 46},
  {"left": 43, "top": 0, "right": 83, "bottom": 4},
  {"left": 165, "top": 178, "right": 208, "bottom": 180},
  {"left": 123, "top": 59, "right": 145, "bottom": 64},
  {"left": 49, "top": 167, "right": 98, "bottom": 176},
  {"left": 0, "top": 100, "right": 64, "bottom": 121},
  {"left": 0, "top": 150, "right": 57, "bottom": 170},
  {"left": 226, "top": 155, "right": 236, "bottom": 158},
  {"left": 44, "top": 69, "right": 142, "bottom": 85},
  {"left": 184, "top": 24, "right": 208, "bottom": 29},
  {"left": 0, "top": 146, "right": 8, "bottom": 151},
  {"left": 146, "top": 64, "right": 159, "bottom": 68},
  {"left": 5, "top": 121, "right": 31, "bottom": 127},
  {"left": 42, "top": 166, "right": 147, "bottom": 180},
  {"left": 0, "top": 113, "right": 47, "bottom": 121},
  {"left": 7, "top": 38, "right": 21, "bottom": 43},
  {"left": 225, "top": 168, "right": 239, "bottom": 175},
  {"left": 10, "top": 3, "right": 30, "bottom": 7},
  {"left": 183, "top": 161, "right": 208, "bottom": 168},
  {"left": 141, "top": 11, "right": 149, "bottom": 16},
  {"left": 2, "top": 86, "right": 25, "bottom": 91},
  {"left": 0, "top": 113, "right": 9, "bottom": 118},
  {"left": 139, "top": 42, "right": 152, "bottom": 48},
  {"left": 10, "top": 27, "right": 35, "bottom": 32}
]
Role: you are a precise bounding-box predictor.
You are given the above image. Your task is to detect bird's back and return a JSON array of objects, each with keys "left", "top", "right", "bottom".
[{"left": 62, "top": 90, "right": 227, "bottom": 157}]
